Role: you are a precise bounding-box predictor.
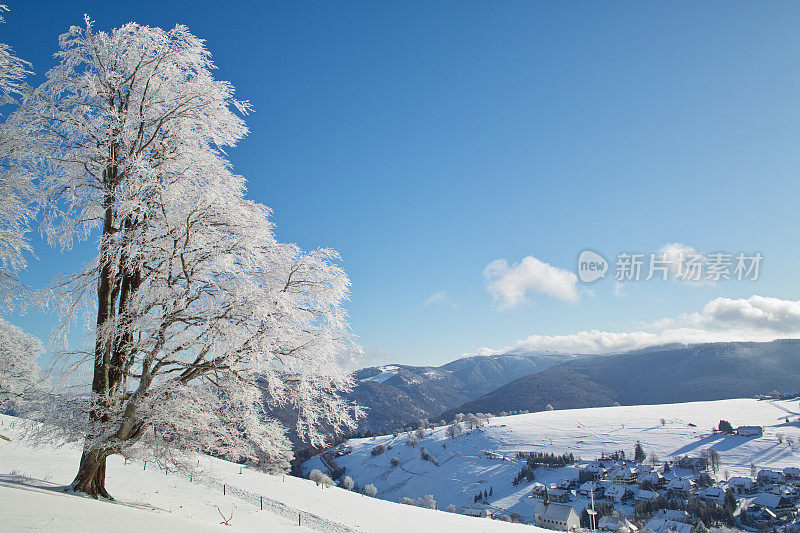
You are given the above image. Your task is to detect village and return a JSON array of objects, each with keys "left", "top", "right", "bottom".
[{"left": 516, "top": 423, "right": 800, "bottom": 533}]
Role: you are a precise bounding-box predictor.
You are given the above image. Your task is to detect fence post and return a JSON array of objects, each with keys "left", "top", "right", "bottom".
[
  {"left": 143, "top": 461, "right": 146, "bottom": 470},
  {"left": 260, "top": 496, "right": 263, "bottom": 510},
  {"left": 223, "top": 484, "right": 226, "bottom": 496},
  {"left": 298, "top": 512, "right": 301, "bottom": 526}
]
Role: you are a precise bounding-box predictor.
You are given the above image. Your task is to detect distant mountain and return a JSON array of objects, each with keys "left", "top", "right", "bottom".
[
  {"left": 346, "top": 351, "right": 574, "bottom": 433},
  {"left": 442, "top": 339, "right": 800, "bottom": 419}
]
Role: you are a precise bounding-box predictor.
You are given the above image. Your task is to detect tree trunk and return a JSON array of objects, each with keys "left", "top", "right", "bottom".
[{"left": 71, "top": 444, "right": 112, "bottom": 499}]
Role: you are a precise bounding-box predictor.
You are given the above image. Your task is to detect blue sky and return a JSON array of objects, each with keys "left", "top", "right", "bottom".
[{"left": 3, "top": 1, "right": 800, "bottom": 367}]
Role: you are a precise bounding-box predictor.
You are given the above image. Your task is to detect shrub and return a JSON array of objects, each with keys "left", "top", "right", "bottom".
[
  {"left": 446, "top": 504, "right": 457, "bottom": 512},
  {"left": 371, "top": 444, "right": 386, "bottom": 456},
  {"left": 390, "top": 456, "right": 399, "bottom": 467},
  {"left": 416, "top": 494, "right": 436, "bottom": 509},
  {"left": 400, "top": 496, "right": 414, "bottom": 505},
  {"left": 364, "top": 484, "right": 378, "bottom": 497},
  {"left": 421, "top": 447, "right": 429, "bottom": 461},
  {"left": 545, "top": 404, "right": 554, "bottom": 411},
  {"left": 342, "top": 476, "right": 354, "bottom": 490},
  {"left": 406, "top": 435, "right": 419, "bottom": 448},
  {"left": 415, "top": 427, "right": 426, "bottom": 439}
]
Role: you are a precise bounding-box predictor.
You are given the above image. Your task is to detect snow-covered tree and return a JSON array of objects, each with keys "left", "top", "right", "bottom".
[
  {"left": 364, "top": 484, "right": 377, "bottom": 497},
  {"left": 13, "top": 18, "right": 359, "bottom": 498},
  {"left": 0, "top": 317, "right": 42, "bottom": 413},
  {"left": 342, "top": 475, "right": 354, "bottom": 490},
  {"left": 0, "top": 4, "right": 35, "bottom": 309}
]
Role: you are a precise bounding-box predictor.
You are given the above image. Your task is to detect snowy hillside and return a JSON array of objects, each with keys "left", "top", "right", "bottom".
[
  {"left": 0, "top": 414, "right": 535, "bottom": 532},
  {"left": 303, "top": 398, "right": 800, "bottom": 522}
]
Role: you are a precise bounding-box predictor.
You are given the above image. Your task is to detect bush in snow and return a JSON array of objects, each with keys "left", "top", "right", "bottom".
[
  {"left": 400, "top": 496, "right": 414, "bottom": 505},
  {"left": 386, "top": 444, "right": 393, "bottom": 450},
  {"left": 390, "top": 457, "right": 399, "bottom": 467},
  {"left": 431, "top": 456, "right": 439, "bottom": 466},
  {"left": 446, "top": 504, "right": 457, "bottom": 513},
  {"left": 545, "top": 404, "right": 554, "bottom": 411},
  {"left": 420, "top": 447, "right": 429, "bottom": 461},
  {"left": 342, "top": 476, "right": 354, "bottom": 490},
  {"left": 309, "top": 469, "right": 324, "bottom": 483},
  {"left": 364, "top": 484, "right": 378, "bottom": 497},
  {"left": 416, "top": 494, "right": 437, "bottom": 509},
  {"left": 406, "top": 435, "right": 419, "bottom": 447},
  {"left": 446, "top": 423, "right": 462, "bottom": 438},
  {"left": 415, "top": 427, "right": 426, "bottom": 439},
  {"left": 371, "top": 444, "right": 386, "bottom": 456}
]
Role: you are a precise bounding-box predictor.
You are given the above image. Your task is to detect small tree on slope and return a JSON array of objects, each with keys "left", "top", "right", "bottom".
[{"left": 13, "top": 18, "right": 360, "bottom": 498}]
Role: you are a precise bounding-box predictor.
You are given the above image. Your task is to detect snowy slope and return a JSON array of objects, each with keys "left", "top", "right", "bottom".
[
  {"left": 0, "top": 414, "right": 536, "bottom": 532},
  {"left": 303, "top": 398, "right": 800, "bottom": 521}
]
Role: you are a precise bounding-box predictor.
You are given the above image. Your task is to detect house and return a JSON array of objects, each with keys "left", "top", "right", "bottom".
[
  {"left": 699, "top": 486, "right": 726, "bottom": 503},
  {"left": 635, "top": 489, "right": 660, "bottom": 503},
  {"left": 653, "top": 510, "right": 691, "bottom": 523},
  {"left": 534, "top": 502, "right": 580, "bottom": 532},
  {"left": 785, "top": 467, "right": 800, "bottom": 480},
  {"left": 557, "top": 478, "right": 576, "bottom": 490},
  {"left": 642, "top": 518, "right": 692, "bottom": 533},
  {"left": 784, "top": 486, "right": 800, "bottom": 501},
  {"left": 460, "top": 506, "right": 492, "bottom": 518},
  {"left": 666, "top": 478, "right": 695, "bottom": 497},
  {"left": 598, "top": 515, "right": 638, "bottom": 532},
  {"left": 610, "top": 465, "right": 638, "bottom": 484},
  {"left": 605, "top": 484, "right": 632, "bottom": 502},
  {"left": 736, "top": 426, "right": 763, "bottom": 437},
  {"left": 584, "top": 463, "right": 607, "bottom": 480},
  {"left": 547, "top": 488, "right": 572, "bottom": 503},
  {"left": 579, "top": 481, "right": 605, "bottom": 499},
  {"left": 675, "top": 456, "right": 707, "bottom": 471},
  {"left": 727, "top": 476, "right": 755, "bottom": 494},
  {"left": 637, "top": 471, "right": 664, "bottom": 488},
  {"left": 531, "top": 483, "right": 547, "bottom": 497},
  {"left": 749, "top": 507, "right": 778, "bottom": 524},
  {"left": 752, "top": 493, "right": 796, "bottom": 514},
  {"left": 758, "top": 469, "right": 786, "bottom": 484}
]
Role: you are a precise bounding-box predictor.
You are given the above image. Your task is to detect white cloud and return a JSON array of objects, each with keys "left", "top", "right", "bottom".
[
  {"left": 484, "top": 255, "right": 578, "bottom": 309},
  {"left": 475, "top": 295, "right": 800, "bottom": 355},
  {"left": 423, "top": 290, "right": 458, "bottom": 309}
]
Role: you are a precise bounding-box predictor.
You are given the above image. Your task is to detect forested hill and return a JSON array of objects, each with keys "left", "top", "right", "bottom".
[{"left": 442, "top": 339, "right": 800, "bottom": 419}]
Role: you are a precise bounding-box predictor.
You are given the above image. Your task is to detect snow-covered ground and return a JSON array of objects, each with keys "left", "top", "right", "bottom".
[
  {"left": 0, "top": 414, "right": 536, "bottom": 532},
  {"left": 303, "top": 398, "right": 800, "bottom": 521}
]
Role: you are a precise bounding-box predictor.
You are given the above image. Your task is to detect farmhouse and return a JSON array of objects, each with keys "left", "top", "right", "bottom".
[
  {"left": 653, "top": 509, "right": 691, "bottom": 523},
  {"left": 785, "top": 467, "right": 800, "bottom": 480},
  {"left": 727, "top": 476, "right": 755, "bottom": 493},
  {"left": 699, "top": 486, "right": 726, "bottom": 503},
  {"left": 758, "top": 469, "right": 786, "bottom": 484},
  {"left": 598, "top": 515, "right": 638, "bottom": 532},
  {"left": 460, "top": 506, "right": 492, "bottom": 518},
  {"left": 547, "top": 488, "right": 572, "bottom": 503},
  {"left": 610, "top": 465, "right": 638, "bottom": 484},
  {"left": 752, "top": 493, "right": 796, "bottom": 514},
  {"left": 579, "top": 481, "right": 605, "bottom": 498},
  {"left": 584, "top": 463, "right": 607, "bottom": 480},
  {"left": 736, "top": 426, "right": 763, "bottom": 437},
  {"left": 635, "top": 489, "right": 659, "bottom": 502},
  {"left": 666, "top": 477, "right": 695, "bottom": 497},
  {"left": 637, "top": 471, "right": 664, "bottom": 488},
  {"left": 605, "top": 484, "right": 632, "bottom": 502},
  {"left": 643, "top": 518, "right": 692, "bottom": 533},
  {"left": 750, "top": 507, "right": 778, "bottom": 524},
  {"left": 534, "top": 501, "right": 580, "bottom": 532}
]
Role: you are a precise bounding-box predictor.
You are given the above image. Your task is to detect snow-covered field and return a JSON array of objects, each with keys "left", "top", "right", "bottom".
[
  {"left": 0, "top": 414, "right": 535, "bottom": 532},
  {"left": 303, "top": 398, "right": 800, "bottom": 521}
]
